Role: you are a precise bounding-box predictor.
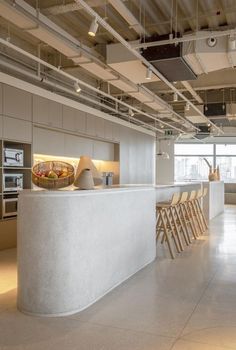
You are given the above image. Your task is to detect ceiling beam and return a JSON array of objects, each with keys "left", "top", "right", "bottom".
[
  {"left": 181, "top": 81, "right": 203, "bottom": 104},
  {"left": 107, "top": 0, "right": 149, "bottom": 36},
  {"left": 43, "top": 0, "right": 106, "bottom": 16}
]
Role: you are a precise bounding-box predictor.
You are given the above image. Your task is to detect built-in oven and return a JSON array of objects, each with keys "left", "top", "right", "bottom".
[
  {"left": 3, "top": 195, "right": 18, "bottom": 218},
  {"left": 3, "top": 148, "right": 24, "bottom": 167},
  {"left": 3, "top": 173, "right": 23, "bottom": 192}
]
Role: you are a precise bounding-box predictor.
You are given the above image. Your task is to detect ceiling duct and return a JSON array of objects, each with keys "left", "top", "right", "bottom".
[
  {"left": 183, "top": 31, "right": 236, "bottom": 75},
  {"left": 204, "top": 103, "right": 226, "bottom": 117},
  {"left": 141, "top": 35, "right": 197, "bottom": 82},
  {"left": 106, "top": 42, "right": 160, "bottom": 84},
  {"left": 195, "top": 125, "right": 211, "bottom": 139}
]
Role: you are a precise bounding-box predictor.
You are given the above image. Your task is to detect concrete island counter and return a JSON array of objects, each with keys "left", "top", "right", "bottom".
[{"left": 17, "top": 187, "right": 156, "bottom": 317}]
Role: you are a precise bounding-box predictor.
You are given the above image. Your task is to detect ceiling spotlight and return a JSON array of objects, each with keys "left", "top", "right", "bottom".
[
  {"left": 173, "top": 92, "right": 178, "bottom": 102},
  {"left": 229, "top": 35, "right": 236, "bottom": 50},
  {"left": 146, "top": 66, "right": 152, "bottom": 80},
  {"left": 88, "top": 18, "right": 98, "bottom": 37},
  {"left": 128, "top": 108, "right": 134, "bottom": 117},
  {"left": 74, "top": 81, "right": 81, "bottom": 93},
  {"left": 185, "top": 102, "right": 190, "bottom": 111}
]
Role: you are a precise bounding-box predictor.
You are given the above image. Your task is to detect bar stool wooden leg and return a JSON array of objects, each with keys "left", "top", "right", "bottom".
[
  {"left": 169, "top": 206, "right": 184, "bottom": 251},
  {"left": 156, "top": 210, "right": 162, "bottom": 241},
  {"left": 193, "top": 199, "right": 205, "bottom": 234},
  {"left": 182, "top": 202, "right": 198, "bottom": 240},
  {"left": 160, "top": 209, "right": 175, "bottom": 259},
  {"left": 187, "top": 201, "right": 199, "bottom": 238},
  {"left": 164, "top": 208, "right": 181, "bottom": 253},
  {"left": 190, "top": 200, "right": 204, "bottom": 235},
  {"left": 174, "top": 205, "right": 190, "bottom": 246},
  {"left": 196, "top": 199, "right": 208, "bottom": 231},
  {"left": 179, "top": 204, "right": 192, "bottom": 244}
]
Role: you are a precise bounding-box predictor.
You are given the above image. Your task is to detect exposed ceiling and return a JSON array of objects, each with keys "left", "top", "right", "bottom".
[{"left": 1, "top": 0, "right": 236, "bottom": 138}]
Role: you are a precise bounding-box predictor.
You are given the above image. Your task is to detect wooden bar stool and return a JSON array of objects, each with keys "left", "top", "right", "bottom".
[{"left": 156, "top": 193, "right": 182, "bottom": 259}]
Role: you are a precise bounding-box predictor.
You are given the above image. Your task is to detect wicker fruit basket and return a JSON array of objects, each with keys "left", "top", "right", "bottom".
[{"left": 32, "top": 161, "right": 74, "bottom": 189}]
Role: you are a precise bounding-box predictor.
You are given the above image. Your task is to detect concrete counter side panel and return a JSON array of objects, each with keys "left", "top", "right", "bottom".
[{"left": 17, "top": 188, "right": 156, "bottom": 316}]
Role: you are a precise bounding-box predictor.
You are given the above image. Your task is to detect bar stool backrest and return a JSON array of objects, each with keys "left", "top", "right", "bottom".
[
  {"left": 203, "top": 187, "right": 208, "bottom": 197},
  {"left": 179, "top": 191, "right": 188, "bottom": 203},
  {"left": 171, "top": 192, "right": 180, "bottom": 205},
  {"left": 189, "top": 190, "right": 196, "bottom": 201}
]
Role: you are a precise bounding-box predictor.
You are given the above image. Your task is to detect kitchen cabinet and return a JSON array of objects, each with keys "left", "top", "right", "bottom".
[
  {"left": 86, "top": 113, "right": 105, "bottom": 138},
  {"left": 86, "top": 113, "right": 96, "bottom": 136},
  {"left": 33, "top": 95, "right": 63, "bottom": 129},
  {"left": 3, "top": 117, "right": 32, "bottom": 143},
  {"left": 64, "top": 134, "right": 93, "bottom": 158},
  {"left": 0, "top": 84, "right": 3, "bottom": 115},
  {"left": 104, "top": 121, "right": 120, "bottom": 142},
  {"left": 93, "top": 140, "right": 114, "bottom": 161},
  {"left": 3, "top": 85, "right": 32, "bottom": 121},
  {"left": 74, "top": 109, "right": 86, "bottom": 133},
  {"left": 112, "top": 123, "right": 120, "bottom": 142},
  {"left": 104, "top": 120, "right": 113, "bottom": 140},
  {"left": 33, "top": 127, "right": 64, "bottom": 156},
  {"left": 95, "top": 117, "right": 104, "bottom": 138},
  {"left": 63, "top": 106, "right": 86, "bottom": 134},
  {"left": 0, "top": 116, "right": 2, "bottom": 138}
]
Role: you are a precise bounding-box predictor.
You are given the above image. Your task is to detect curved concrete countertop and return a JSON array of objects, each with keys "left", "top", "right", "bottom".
[{"left": 17, "top": 187, "right": 156, "bottom": 317}]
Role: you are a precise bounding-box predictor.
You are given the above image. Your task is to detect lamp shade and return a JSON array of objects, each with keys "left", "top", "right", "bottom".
[{"left": 74, "top": 156, "right": 102, "bottom": 187}]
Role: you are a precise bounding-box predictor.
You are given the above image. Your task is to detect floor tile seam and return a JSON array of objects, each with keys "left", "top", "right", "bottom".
[
  {"left": 169, "top": 266, "right": 219, "bottom": 349},
  {"left": 171, "top": 337, "right": 236, "bottom": 350},
  {"left": 67, "top": 317, "right": 177, "bottom": 341}
]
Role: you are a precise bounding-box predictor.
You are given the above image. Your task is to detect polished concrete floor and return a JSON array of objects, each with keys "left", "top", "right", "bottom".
[{"left": 1, "top": 207, "right": 236, "bottom": 349}]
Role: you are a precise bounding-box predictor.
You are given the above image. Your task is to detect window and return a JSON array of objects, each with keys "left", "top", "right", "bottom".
[
  {"left": 175, "top": 143, "right": 236, "bottom": 182},
  {"left": 175, "top": 144, "right": 214, "bottom": 156},
  {"left": 215, "top": 145, "right": 236, "bottom": 182},
  {"left": 175, "top": 144, "right": 214, "bottom": 182}
]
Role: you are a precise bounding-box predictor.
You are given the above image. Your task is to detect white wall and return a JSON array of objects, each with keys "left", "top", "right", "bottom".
[{"left": 156, "top": 139, "right": 175, "bottom": 184}]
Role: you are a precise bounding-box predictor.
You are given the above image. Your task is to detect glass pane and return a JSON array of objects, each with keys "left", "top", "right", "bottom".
[
  {"left": 216, "top": 157, "right": 236, "bottom": 181},
  {"left": 216, "top": 144, "right": 236, "bottom": 155},
  {"left": 175, "top": 144, "right": 214, "bottom": 155},
  {"left": 175, "top": 156, "right": 213, "bottom": 181}
]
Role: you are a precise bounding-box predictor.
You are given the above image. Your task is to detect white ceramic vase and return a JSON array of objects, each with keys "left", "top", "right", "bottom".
[
  {"left": 75, "top": 156, "right": 102, "bottom": 186},
  {"left": 74, "top": 168, "right": 94, "bottom": 190}
]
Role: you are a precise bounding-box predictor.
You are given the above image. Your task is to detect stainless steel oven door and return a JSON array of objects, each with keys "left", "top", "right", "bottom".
[
  {"left": 3, "top": 174, "right": 23, "bottom": 192},
  {"left": 3, "top": 198, "right": 18, "bottom": 217}
]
